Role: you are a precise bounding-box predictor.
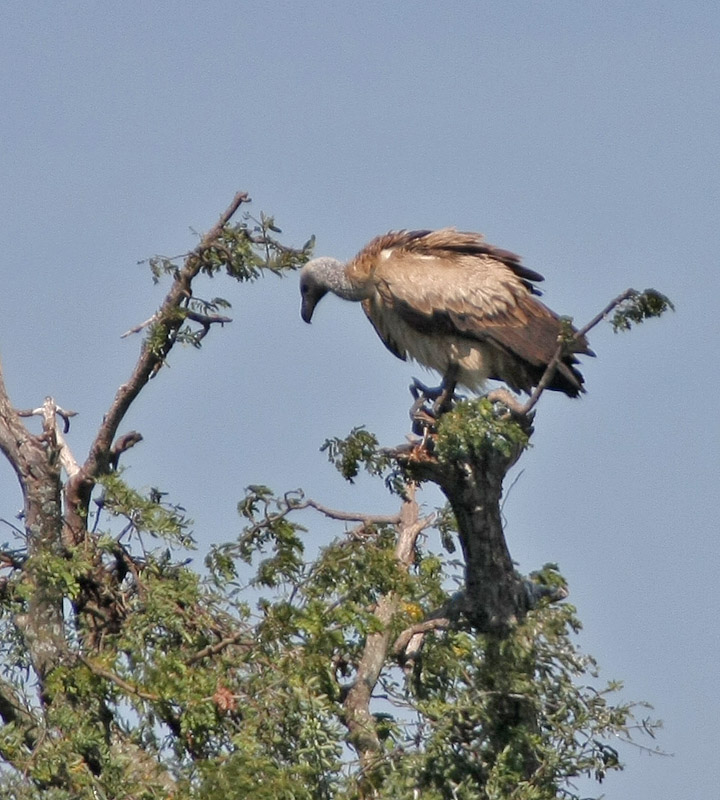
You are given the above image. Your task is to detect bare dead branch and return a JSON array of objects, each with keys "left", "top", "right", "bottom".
[
  {"left": 298, "top": 497, "right": 402, "bottom": 526},
  {"left": 82, "top": 191, "right": 249, "bottom": 482},
  {"left": 55, "top": 427, "right": 80, "bottom": 478},
  {"left": 16, "top": 397, "right": 81, "bottom": 480},
  {"left": 121, "top": 314, "right": 158, "bottom": 338},
  {"left": 17, "top": 398, "right": 78, "bottom": 434}
]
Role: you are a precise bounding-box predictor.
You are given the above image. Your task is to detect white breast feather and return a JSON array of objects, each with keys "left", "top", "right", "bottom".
[{"left": 368, "top": 300, "right": 492, "bottom": 391}]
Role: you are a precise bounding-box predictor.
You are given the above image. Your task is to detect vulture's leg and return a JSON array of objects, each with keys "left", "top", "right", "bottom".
[
  {"left": 409, "top": 368, "right": 463, "bottom": 437},
  {"left": 433, "top": 364, "right": 460, "bottom": 416}
]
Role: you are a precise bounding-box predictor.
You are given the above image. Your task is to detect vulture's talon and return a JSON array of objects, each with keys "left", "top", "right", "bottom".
[{"left": 411, "top": 408, "right": 436, "bottom": 439}]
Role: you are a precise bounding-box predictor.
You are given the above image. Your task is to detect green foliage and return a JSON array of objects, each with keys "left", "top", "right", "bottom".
[
  {"left": 98, "top": 471, "right": 195, "bottom": 547},
  {"left": 557, "top": 316, "right": 578, "bottom": 350},
  {"left": 611, "top": 289, "right": 675, "bottom": 332},
  {"left": 390, "top": 598, "right": 655, "bottom": 800},
  {"left": 434, "top": 502, "right": 459, "bottom": 553},
  {"left": 436, "top": 398, "right": 531, "bottom": 462},
  {"left": 321, "top": 426, "right": 388, "bottom": 482},
  {"left": 321, "top": 426, "right": 407, "bottom": 494},
  {"left": 143, "top": 210, "right": 313, "bottom": 358},
  {"left": 0, "top": 464, "right": 661, "bottom": 800},
  {"left": 147, "top": 211, "right": 313, "bottom": 285}
]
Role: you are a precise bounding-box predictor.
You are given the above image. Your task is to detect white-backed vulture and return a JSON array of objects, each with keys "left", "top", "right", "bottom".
[{"left": 299, "top": 228, "right": 591, "bottom": 397}]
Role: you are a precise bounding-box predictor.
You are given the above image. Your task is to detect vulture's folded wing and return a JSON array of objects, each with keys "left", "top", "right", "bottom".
[{"left": 362, "top": 234, "right": 590, "bottom": 393}]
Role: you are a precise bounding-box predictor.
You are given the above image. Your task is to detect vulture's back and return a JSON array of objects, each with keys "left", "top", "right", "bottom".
[{"left": 354, "top": 229, "right": 589, "bottom": 395}]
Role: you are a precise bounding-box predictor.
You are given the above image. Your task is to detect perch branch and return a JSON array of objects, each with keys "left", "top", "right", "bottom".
[{"left": 493, "top": 288, "right": 641, "bottom": 417}]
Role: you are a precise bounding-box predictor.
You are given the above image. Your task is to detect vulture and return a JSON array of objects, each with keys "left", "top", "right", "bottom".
[{"left": 299, "top": 228, "right": 591, "bottom": 397}]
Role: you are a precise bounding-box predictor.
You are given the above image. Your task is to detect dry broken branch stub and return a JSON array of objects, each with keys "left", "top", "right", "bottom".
[{"left": 340, "top": 485, "right": 432, "bottom": 780}]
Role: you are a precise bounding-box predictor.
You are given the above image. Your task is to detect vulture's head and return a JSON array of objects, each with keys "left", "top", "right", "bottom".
[{"left": 299, "top": 257, "right": 349, "bottom": 323}]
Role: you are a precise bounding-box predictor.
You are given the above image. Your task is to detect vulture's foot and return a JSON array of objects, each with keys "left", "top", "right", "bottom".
[
  {"left": 409, "top": 376, "right": 464, "bottom": 440},
  {"left": 410, "top": 378, "right": 445, "bottom": 402},
  {"left": 410, "top": 377, "right": 464, "bottom": 411}
]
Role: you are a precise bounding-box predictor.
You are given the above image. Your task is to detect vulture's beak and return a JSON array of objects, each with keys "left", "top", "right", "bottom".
[
  {"left": 300, "top": 285, "right": 326, "bottom": 323},
  {"left": 300, "top": 297, "right": 315, "bottom": 323}
]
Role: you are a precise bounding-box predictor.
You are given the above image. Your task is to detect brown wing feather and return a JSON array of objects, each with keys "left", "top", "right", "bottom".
[
  {"left": 357, "top": 229, "right": 589, "bottom": 395},
  {"left": 351, "top": 228, "right": 545, "bottom": 295}
]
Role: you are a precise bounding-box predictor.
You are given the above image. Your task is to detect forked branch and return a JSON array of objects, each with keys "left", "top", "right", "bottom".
[
  {"left": 84, "top": 191, "right": 250, "bottom": 479},
  {"left": 340, "top": 485, "right": 433, "bottom": 782}
]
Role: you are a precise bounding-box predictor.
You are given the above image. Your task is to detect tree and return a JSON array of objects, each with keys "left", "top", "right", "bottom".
[{"left": 0, "top": 193, "right": 670, "bottom": 799}]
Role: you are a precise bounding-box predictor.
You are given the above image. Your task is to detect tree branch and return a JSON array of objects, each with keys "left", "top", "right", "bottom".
[
  {"left": 0, "top": 361, "right": 32, "bottom": 486},
  {"left": 495, "top": 288, "right": 641, "bottom": 417},
  {"left": 186, "top": 630, "right": 253, "bottom": 666},
  {"left": 84, "top": 190, "right": 249, "bottom": 480},
  {"left": 298, "top": 498, "right": 402, "bottom": 526},
  {"left": 342, "top": 485, "right": 432, "bottom": 783},
  {"left": 78, "top": 656, "right": 159, "bottom": 702},
  {"left": 0, "top": 675, "right": 37, "bottom": 734},
  {"left": 392, "top": 615, "right": 451, "bottom": 657}
]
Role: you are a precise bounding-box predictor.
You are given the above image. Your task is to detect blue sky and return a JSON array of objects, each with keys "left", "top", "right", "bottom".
[{"left": 1, "top": 2, "right": 718, "bottom": 796}]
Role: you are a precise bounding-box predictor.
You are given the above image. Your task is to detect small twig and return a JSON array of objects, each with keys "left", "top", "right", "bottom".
[
  {"left": 186, "top": 630, "right": 252, "bottom": 665},
  {"left": 0, "top": 518, "right": 26, "bottom": 538},
  {"left": 109, "top": 431, "right": 143, "bottom": 469},
  {"left": 182, "top": 310, "right": 232, "bottom": 327},
  {"left": 78, "top": 655, "right": 159, "bottom": 702},
  {"left": 121, "top": 315, "right": 158, "bottom": 338},
  {"left": 575, "top": 288, "right": 638, "bottom": 340},
  {"left": 182, "top": 309, "right": 233, "bottom": 343},
  {"left": 492, "top": 288, "right": 641, "bottom": 417}
]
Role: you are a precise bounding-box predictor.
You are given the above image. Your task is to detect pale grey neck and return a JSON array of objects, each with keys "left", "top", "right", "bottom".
[{"left": 310, "top": 257, "right": 368, "bottom": 301}]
